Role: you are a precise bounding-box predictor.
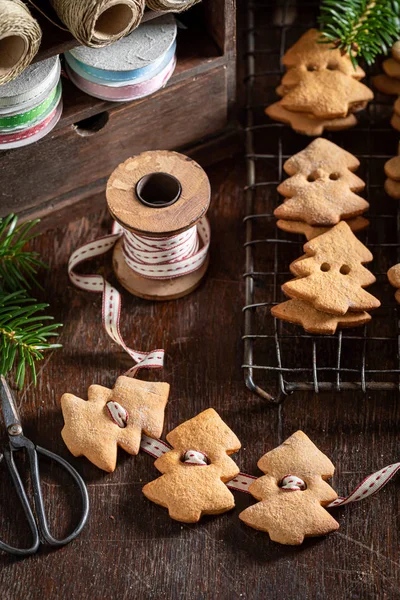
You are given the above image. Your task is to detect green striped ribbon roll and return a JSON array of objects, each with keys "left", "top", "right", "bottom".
[{"left": 0, "top": 82, "right": 60, "bottom": 128}]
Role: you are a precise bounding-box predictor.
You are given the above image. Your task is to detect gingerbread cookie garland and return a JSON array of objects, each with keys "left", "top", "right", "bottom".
[
  {"left": 141, "top": 428, "right": 400, "bottom": 545},
  {"left": 61, "top": 376, "right": 170, "bottom": 472},
  {"left": 265, "top": 29, "right": 373, "bottom": 135}
]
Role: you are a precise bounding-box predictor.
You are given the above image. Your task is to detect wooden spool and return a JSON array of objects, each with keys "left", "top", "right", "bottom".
[{"left": 106, "top": 150, "right": 211, "bottom": 301}]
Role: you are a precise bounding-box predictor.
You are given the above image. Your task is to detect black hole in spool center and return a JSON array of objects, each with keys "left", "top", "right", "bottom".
[{"left": 136, "top": 173, "right": 182, "bottom": 208}]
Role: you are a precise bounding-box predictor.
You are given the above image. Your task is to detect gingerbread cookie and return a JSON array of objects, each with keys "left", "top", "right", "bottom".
[
  {"left": 276, "top": 216, "right": 369, "bottom": 240},
  {"left": 392, "top": 41, "right": 400, "bottom": 62},
  {"left": 394, "top": 96, "right": 400, "bottom": 116},
  {"left": 391, "top": 113, "right": 400, "bottom": 133},
  {"left": 61, "top": 376, "right": 170, "bottom": 472},
  {"left": 274, "top": 139, "right": 368, "bottom": 226},
  {"left": 384, "top": 154, "right": 400, "bottom": 181},
  {"left": 280, "top": 68, "right": 373, "bottom": 118},
  {"left": 265, "top": 102, "right": 357, "bottom": 136},
  {"left": 282, "top": 222, "right": 380, "bottom": 316},
  {"left": 372, "top": 74, "right": 400, "bottom": 95},
  {"left": 383, "top": 58, "right": 400, "bottom": 80},
  {"left": 282, "top": 29, "right": 365, "bottom": 80},
  {"left": 385, "top": 178, "right": 400, "bottom": 199},
  {"left": 271, "top": 298, "right": 371, "bottom": 334},
  {"left": 239, "top": 431, "right": 339, "bottom": 545},
  {"left": 387, "top": 263, "right": 400, "bottom": 303},
  {"left": 142, "top": 408, "right": 241, "bottom": 523}
]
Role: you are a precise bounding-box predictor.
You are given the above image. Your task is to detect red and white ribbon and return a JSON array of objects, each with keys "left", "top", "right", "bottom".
[
  {"left": 327, "top": 462, "right": 400, "bottom": 507},
  {"left": 68, "top": 218, "right": 210, "bottom": 375},
  {"left": 139, "top": 436, "right": 399, "bottom": 506}
]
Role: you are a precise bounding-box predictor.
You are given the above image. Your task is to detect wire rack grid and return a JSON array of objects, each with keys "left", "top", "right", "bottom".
[{"left": 242, "top": 0, "right": 400, "bottom": 402}]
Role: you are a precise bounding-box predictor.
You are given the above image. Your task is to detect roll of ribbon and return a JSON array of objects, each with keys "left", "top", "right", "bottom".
[
  {"left": 49, "top": 0, "right": 145, "bottom": 47},
  {"left": 65, "top": 15, "right": 177, "bottom": 101},
  {"left": 0, "top": 56, "right": 60, "bottom": 110},
  {"left": 66, "top": 53, "right": 176, "bottom": 102},
  {"left": 0, "top": 98, "right": 62, "bottom": 150},
  {"left": 146, "top": 0, "right": 200, "bottom": 12},
  {"left": 106, "top": 150, "right": 211, "bottom": 300},
  {"left": 0, "top": 81, "right": 61, "bottom": 131},
  {"left": 65, "top": 40, "right": 176, "bottom": 87},
  {"left": 0, "top": 0, "right": 41, "bottom": 85}
]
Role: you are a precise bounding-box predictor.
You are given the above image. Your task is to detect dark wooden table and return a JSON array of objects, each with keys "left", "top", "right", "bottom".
[{"left": 0, "top": 157, "right": 398, "bottom": 600}]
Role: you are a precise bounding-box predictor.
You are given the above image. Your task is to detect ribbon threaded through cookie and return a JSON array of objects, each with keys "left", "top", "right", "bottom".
[
  {"left": 182, "top": 450, "right": 208, "bottom": 466},
  {"left": 140, "top": 435, "right": 399, "bottom": 508},
  {"left": 106, "top": 400, "right": 128, "bottom": 428},
  {"left": 68, "top": 219, "right": 210, "bottom": 375},
  {"left": 279, "top": 475, "right": 307, "bottom": 491}
]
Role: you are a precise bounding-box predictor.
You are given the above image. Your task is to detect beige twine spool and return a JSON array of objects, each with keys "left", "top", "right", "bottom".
[
  {"left": 146, "top": 0, "right": 200, "bottom": 11},
  {"left": 49, "top": 0, "right": 145, "bottom": 47},
  {"left": 0, "top": 0, "right": 41, "bottom": 85}
]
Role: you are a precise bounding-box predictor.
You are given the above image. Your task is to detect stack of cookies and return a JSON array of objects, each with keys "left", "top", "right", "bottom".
[
  {"left": 272, "top": 221, "right": 381, "bottom": 335},
  {"left": 384, "top": 144, "right": 400, "bottom": 199},
  {"left": 266, "top": 29, "right": 373, "bottom": 136},
  {"left": 373, "top": 40, "right": 400, "bottom": 131},
  {"left": 275, "top": 138, "right": 369, "bottom": 240}
]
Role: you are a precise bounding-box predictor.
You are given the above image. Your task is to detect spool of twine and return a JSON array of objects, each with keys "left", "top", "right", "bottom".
[
  {"left": 49, "top": 0, "right": 145, "bottom": 47},
  {"left": 146, "top": 0, "right": 200, "bottom": 11},
  {"left": 0, "top": 0, "right": 41, "bottom": 85}
]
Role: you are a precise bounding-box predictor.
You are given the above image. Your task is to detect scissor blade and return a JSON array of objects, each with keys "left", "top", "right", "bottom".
[{"left": 0, "top": 375, "right": 22, "bottom": 432}]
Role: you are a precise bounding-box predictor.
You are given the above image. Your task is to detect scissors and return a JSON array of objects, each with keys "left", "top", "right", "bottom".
[{"left": 0, "top": 376, "right": 89, "bottom": 556}]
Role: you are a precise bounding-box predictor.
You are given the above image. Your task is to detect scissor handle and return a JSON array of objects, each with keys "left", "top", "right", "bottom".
[
  {"left": 0, "top": 447, "right": 40, "bottom": 556},
  {"left": 27, "top": 444, "right": 89, "bottom": 547}
]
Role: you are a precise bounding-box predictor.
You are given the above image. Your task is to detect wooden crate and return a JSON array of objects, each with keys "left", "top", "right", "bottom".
[{"left": 0, "top": 0, "right": 238, "bottom": 226}]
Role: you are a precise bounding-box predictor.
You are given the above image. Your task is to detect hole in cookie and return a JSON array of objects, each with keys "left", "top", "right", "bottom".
[
  {"left": 306, "top": 64, "right": 317, "bottom": 71},
  {"left": 340, "top": 264, "right": 351, "bottom": 275},
  {"left": 327, "top": 61, "right": 338, "bottom": 70},
  {"left": 279, "top": 475, "right": 307, "bottom": 491},
  {"left": 181, "top": 450, "right": 210, "bottom": 466},
  {"left": 307, "top": 174, "right": 317, "bottom": 182},
  {"left": 320, "top": 263, "right": 331, "bottom": 272},
  {"left": 329, "top": 172, "right": 340, "bottom": 181}
]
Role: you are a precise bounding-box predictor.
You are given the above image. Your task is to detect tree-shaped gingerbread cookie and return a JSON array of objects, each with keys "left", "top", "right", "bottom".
[
  {"left": 239, "top": 431, "right": 339, "bottom": 545},
  {"left": 274, "top": 138, "right": 368, "bottom": 226},
  {"left": 143, "top": 408, "right": 241, "bottom": 522},
  {"left": 282, "top": 221, "right": 380, "bottom": 315},
  {"left": 278, "top": 29, "right": 373, "bottom": 119},
  {"left": 61, "top": 376, "right": 170, "bottom": 472}
]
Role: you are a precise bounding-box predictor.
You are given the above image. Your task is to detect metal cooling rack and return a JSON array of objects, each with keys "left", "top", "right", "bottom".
[{"left": 242, "top": 0, "right": 400, "bottom": 402}]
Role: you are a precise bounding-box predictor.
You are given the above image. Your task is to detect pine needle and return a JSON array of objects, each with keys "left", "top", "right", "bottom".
[
  {"left": 319, "top": 0, "right": 400, "bottom": 66},
  {"left": 0, "top": 215, "right": 62, "bottom": 388}
]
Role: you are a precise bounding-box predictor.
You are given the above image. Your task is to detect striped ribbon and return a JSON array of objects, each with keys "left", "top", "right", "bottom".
[
  {"left": 65, "top": 42, "right": 176, "bottom": 86},
  {"left": 66, "top": 54, "right": 176, "bottom": 103},
  {"left": 0, "top": 82, "right": 60, "bottom": 129},
  {"left": 140, "top": 435, "right": 399, "bottom": 506},
  {"left": 0, "top": 103, "right": 58, "bottom": 145},
  {"left": 68, "top": 218, "right": 210, "bottom": 375}
]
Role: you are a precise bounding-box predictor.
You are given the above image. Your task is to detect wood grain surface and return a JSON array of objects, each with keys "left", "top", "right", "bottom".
[{"left": 0, "top": 157, "right": 398, "bottom": 600}]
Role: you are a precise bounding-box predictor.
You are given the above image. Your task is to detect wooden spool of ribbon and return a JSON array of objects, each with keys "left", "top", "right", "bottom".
[
  {"left": 49, "top": 0, "right": 145, "bottom": 47},
  {"left": 106, "top": 150, "right": 211, "bottom": 301},
  {"left": 0, "top": 0, "right": 41, "bottom": 85}
]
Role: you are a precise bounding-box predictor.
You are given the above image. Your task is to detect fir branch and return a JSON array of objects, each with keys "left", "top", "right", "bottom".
[
  {"left": 0, "top": 213, "right": 46, "bottom": 292},
  {"left": 319, "top": 0, "right": 400, "bottom": 66},
  {"left": 0, "top": 291, "right": 62, "bottom": 388}
]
